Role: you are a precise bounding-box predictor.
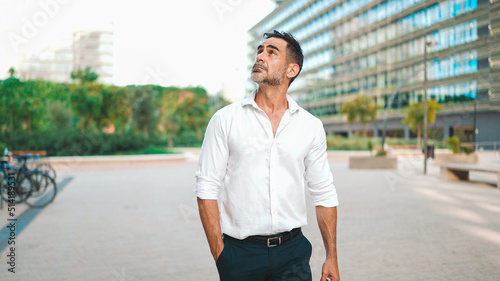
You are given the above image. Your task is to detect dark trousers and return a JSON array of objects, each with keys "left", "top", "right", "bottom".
[{"left": 216, "top": 231, "right": 312, "bottom": 281}]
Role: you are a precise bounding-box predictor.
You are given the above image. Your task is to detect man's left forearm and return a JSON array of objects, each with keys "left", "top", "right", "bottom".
[{"left": 316, "top": 206, "right": 340, "bottom": 281}]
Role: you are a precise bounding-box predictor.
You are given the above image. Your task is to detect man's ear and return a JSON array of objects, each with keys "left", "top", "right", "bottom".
[{"left": 286, "top": 63, "right": 300, "bottom": 80}]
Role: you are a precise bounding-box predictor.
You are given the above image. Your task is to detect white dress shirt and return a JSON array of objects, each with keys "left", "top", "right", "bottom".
[{"left": 196, "top": 90, "right": 339, "bottom": 240}]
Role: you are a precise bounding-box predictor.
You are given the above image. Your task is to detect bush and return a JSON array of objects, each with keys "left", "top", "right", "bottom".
[
  {"left": 174, "top": 130, "right": 203, "bottom": 147},
  {"left": 461, "top": 145, "right": 475, "bottom": 155},
  {"left": 443, "top": 136, "right": 475, "bottom": 154},
  {"left": 0, "top": 129, "right": 170, "bottom": 156},
  {"left": 443, "top": 136, "right": 461, "bottom": 153},
  {"left": 0, "top": 141, "right": 7, "bottom": 153},
  {"left": 326, "top": 135, "right": 443, "bottom": 151},
  {"left": 375, "top": 149, "right": 388, "bottom": 157},
  {"left": 326, "top": 135, "right": 372, "bottom": 150}
]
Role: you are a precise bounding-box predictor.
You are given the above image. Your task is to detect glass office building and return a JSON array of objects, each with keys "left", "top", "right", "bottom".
[
  {"left": 248, "top": 0, "right": 500, "bottom": 144},
  {"left": 18, "top": 30, "right": 114, "bottom": 85}
]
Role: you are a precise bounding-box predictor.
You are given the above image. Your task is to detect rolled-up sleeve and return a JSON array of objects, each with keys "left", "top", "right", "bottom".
[
  {"left": 195, "top": 110, "right": 229, "bottom": 200},
  {"left": 304, "top": 120, "right": 339, "bottom": 207}
]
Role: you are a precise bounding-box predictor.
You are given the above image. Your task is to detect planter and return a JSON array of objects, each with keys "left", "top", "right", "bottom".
[
  {"left": 349, "top": 156, "right": 398, "bottom": 169},
  {"left": 432, "top": 153, "right": 478, "bottom": 166}
]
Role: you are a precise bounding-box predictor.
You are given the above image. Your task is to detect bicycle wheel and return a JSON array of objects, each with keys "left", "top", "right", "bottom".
[
  {"left": 18, "top": 172, "right": 57, "bottom": 208},
  {"left": 0, "top": 173, "right": 23, "bottom": 204},
  {"left": 36, "top": 162, "right": 56, "bottom": 180},
  {"left": 29, "top": 172, "right": 50, "bottom": 195}
]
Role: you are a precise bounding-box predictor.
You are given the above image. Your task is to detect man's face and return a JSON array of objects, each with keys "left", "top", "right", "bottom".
[{"left": 251, "top": 37, "right": 289, "bottom": 86}]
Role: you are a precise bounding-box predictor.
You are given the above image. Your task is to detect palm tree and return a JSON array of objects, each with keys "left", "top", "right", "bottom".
[
  {"left": 341, "top": 95, "right": 378, "bottom": 137},
  {"left": 70, "top": 67, "right": 98, "bottom": 84},
  {"left": 402, "top": 100, "right": 442, "bottom": 147},
  {"left": 0, "top": 68, "right": 22, "bottom": 141}
]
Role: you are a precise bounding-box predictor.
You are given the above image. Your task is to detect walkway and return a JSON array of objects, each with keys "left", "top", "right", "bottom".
[{"left": 0, "top": 153, "right": 499, "bottom": 280}]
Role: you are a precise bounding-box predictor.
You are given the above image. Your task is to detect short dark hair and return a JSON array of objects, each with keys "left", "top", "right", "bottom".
[{"left": 263, "top": 30, "right": 303, "bottom": 85}]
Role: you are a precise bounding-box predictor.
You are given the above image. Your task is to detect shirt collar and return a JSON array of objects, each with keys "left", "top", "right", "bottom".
[{"left": 242, "top": 89, "right": 300, "bottom": 114}]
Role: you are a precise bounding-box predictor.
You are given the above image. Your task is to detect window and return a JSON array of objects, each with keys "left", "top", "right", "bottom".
[{"left": 387, "top": 23, "right": 396, "bottom": 40}]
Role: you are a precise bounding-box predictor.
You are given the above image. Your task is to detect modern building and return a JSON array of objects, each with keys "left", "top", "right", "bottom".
[
  {"left": 72, "top": 30, "right": 114, "bottom": 84},
  {"left": 248, "top": 0, "right": 500, "bottom": 147},
  {"left": 17, "top": 42, "right": 74, "bottom": 83},
  {"left": 18, "top": 29, "right": 114, "bottom": 85}
]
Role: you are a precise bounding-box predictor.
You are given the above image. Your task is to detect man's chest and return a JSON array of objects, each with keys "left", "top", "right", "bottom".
[
  {"left": 268, "top": 114, "right": 283, "bottom": 137},
  {"left": 225, "top": 112, "right": 315, "bottom": 162}
]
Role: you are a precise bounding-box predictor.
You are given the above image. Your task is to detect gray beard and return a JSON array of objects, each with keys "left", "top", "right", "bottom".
[{"left": 252, "top": 65, "right": 287, "bottom": 86}]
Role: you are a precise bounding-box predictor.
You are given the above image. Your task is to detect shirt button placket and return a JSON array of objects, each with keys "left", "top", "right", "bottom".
[{"left": 270, "top": 140, "right": 278, "bottom": 230}]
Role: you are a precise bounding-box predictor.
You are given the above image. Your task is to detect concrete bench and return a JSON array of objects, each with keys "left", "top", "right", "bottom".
[{"left": 440, "top": 164, "right": 500, "bottom": 188}]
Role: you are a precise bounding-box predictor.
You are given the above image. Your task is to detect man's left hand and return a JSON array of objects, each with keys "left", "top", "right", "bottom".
[{"left": 320, "top": 259, "right": 340, "bottom": 281}]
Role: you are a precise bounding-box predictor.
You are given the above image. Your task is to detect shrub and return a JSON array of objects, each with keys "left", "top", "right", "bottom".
[
  {"left": 0, "top": 142, "right": 7, "bottom": 153},
  {"left": 0, "top": 129, "right": 164, "bottom": 156},
  {"left": 443, "top": 136, "right": 475, "bottom": 154},
  {"left": 461, "top": 145, "right": 475, "bottom": 155},
  {"left": 375, "top": 149, "right": 388, "bottom": 157},
  {"left": 325, "top": 135, "right": 442, "bottom": 151},
  {"left": 326, "top": 135, "right": 372, "bottom": 150},
  {"left": 443, "top": 136, "right": 461, "bottom": 153}
]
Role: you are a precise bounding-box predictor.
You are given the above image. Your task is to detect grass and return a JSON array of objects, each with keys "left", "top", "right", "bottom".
[
  {"left": 326, "top": 135, "right": 445, "bottom": 151},
  {"left": 102, "top": 146, "right": 179, "bottom": 155},
  {"left": 326, "top": 135, "right": 373, "bottom": 151}
]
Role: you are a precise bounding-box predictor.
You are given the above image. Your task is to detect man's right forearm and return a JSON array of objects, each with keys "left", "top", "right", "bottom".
[{"left": 197, "top": 197, "right": 224, "bottom": 261}]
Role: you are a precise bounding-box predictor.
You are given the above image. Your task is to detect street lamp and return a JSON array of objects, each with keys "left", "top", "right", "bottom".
[{"left": 423, "top": 39, "right": 438, "bottom": 175}]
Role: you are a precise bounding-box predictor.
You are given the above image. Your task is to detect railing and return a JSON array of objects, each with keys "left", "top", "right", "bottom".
[{"left": 462, "top": 141, "right": 500, "bottom": 151}]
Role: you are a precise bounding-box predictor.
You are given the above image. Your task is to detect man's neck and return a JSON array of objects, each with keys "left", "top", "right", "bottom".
[{"left": 255, "top": 84, "right": 289, "bottom": 114}]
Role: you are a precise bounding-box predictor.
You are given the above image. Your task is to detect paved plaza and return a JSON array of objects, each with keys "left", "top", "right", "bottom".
[{"left": 0, "top": 152, "right": 499, "bottom": 280}]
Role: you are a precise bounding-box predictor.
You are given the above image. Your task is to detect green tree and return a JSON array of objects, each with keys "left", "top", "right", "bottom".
[
  {"left": 47, "top": 100, "right": 72, "bottom": 130},
  {"left": 70, "top": 68, "right": 102, "bottom": 132},
  {"left": 70, "top": 67, "right": 98, "bottom": 84},
  {"left": 157, "top": 88, "right": 180, "bottom": 149},
  {"left": 175, "top": 91, "right": 209, "bottom": 143},
  {"left": 18, "top": 81, "right": 44, "bottom": 133},
  {"left": 128, "top": 86, "right": 159, "bottom": 140},
  {"left": 0, "top": 68, "right": 215, "bottom": 154},
  {"left": 96, "top": 85, "right": 130, "bottom": 131},
  {"left": 340, "top": 95, "right": 378, "bottom": 137},
  {"left": 402, "top": 100, "right": 442, "bottom": 148},
  {"left": 0, "top": 68, "right": 23, "bottom": 141},
  {"left": 1, "top": 72, "right": 70, "bottom": 144},
  {"left": 33, "top": 80, "right": 72, "bottom": 131},
  {"left": 8, "top": 67, "right": 15, "bottom": 78},
  {"left": 71, "top": 83, "right": 103, "bottom": 131}
]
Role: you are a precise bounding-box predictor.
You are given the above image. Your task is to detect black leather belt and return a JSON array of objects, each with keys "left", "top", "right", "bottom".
[{"left": 243, "top": 228, "right": 302, "bottom": 247}]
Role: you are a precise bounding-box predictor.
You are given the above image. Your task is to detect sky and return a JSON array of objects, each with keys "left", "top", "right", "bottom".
[{"left": 0, "top": 0, "right": 276, "bottom": 97}]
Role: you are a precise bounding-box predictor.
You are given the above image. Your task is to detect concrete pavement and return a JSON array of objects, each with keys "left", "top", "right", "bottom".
[{"left": 0, "top": 152, "right": 499, "bottom": 280}]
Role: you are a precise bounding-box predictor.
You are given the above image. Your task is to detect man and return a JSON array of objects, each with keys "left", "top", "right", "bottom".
[{"left": 196, "top": 30, "right": 340, "bottom": 281}]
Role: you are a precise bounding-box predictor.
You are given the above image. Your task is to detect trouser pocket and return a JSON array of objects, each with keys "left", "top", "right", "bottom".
[{"left": 216, "top": 237, "right": 231, "bottom": 270}]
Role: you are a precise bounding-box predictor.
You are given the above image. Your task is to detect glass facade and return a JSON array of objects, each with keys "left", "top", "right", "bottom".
[
  {"left": 248, "top": 0, "right": 493, "bottom": 124},
  {"left": 18, "top": 30, "right": 114, "bottom": 85}
]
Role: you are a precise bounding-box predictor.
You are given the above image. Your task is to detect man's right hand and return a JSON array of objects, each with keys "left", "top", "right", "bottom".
[
  {"left": 212, "top": 241, "right": 225, "bottom": 262},
  {"left": 198, "top": 198, "right": 225, "bottom": 263}
]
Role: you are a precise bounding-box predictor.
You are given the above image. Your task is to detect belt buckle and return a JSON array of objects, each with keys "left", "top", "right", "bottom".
[{"left": 267, "top": 236, "right": 281, "bottom": 247}]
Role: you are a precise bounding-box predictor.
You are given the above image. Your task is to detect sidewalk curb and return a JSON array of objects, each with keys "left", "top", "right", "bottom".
[{"left": 45, "top": 153, "right": 189, "bottom": 167}]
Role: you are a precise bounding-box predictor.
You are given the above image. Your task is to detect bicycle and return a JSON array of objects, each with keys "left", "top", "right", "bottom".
[
  {"left": 18, "top": 170, "right": 57, "bottom": 208},
  {"left": 0, "top": 160, "right": 25, "bottom": 205},
  {"left": 35, "top": 161, "right": 57, "bottom": 180},
  {"left": 3, "top": 148, "right": 57, "bottom": 180},
  {"left": 0, "top": 158, "right": 57, "bottom": 208},
  {"left": 14, "top": 153, "right": 57, "bottom": 181}
]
